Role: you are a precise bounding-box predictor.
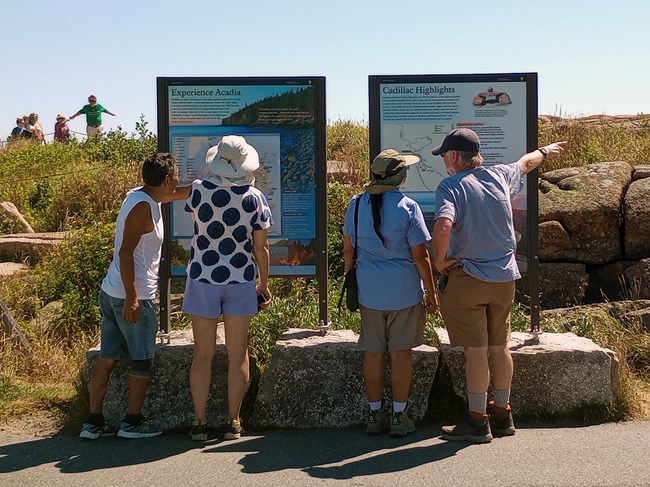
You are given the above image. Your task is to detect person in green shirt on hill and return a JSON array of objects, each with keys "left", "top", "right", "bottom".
[{"left": 69, "top": 94, "right": 116, "bottom": 138}]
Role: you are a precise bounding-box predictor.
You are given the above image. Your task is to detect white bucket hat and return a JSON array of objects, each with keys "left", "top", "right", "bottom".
[{"left": 205, "top": 135, "right": 260, "bottom": 179}]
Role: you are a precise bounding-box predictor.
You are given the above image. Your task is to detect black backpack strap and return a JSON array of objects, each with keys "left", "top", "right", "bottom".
[
  {"left": 352, "top": 194, "right": 360, "bottom": 261},
  {"left": 338, "top": 195, "right": 361, "bottom": 314}
]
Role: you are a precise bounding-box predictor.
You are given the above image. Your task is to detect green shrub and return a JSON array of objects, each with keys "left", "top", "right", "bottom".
[
  {"left": 327, "top": 119, "right": 369, "bottom": 187},
  {"left": 0, "top": 123, "right": 154, "bottom": 233},
  {"left": 583, "top": 135, "right": 603, "bottom": 164},
  {"left": 249, "top": 277, "right": 320, "bottom": 365},
  {"left": 327, "top": 182, "right": 356, "bottom": 280},
  {"left": 33, "top": 222, "right": 115, "bottom": 338}
]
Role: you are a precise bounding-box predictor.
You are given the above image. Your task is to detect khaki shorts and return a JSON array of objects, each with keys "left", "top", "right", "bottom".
[
  {"left": 440, "top": 267, "right": 515, "bottom": 347},
  {"left": 86, "top": 124, "right": 104, "bottom": 138},
  {"left": 358, "top": 302, "right": 425, "bottom": 353}
]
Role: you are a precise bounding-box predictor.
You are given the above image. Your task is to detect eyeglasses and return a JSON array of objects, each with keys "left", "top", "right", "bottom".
[{"left": 89, "top": 99, "right": 97, "bottom": 103}]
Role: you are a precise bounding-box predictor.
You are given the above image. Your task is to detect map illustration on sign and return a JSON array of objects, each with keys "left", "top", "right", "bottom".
[
  {"left": 171, "top": 133, "right": 282, "bottom": 238},
  {"left": 381, "top": 122, "right": 451, "bottom": 194}
]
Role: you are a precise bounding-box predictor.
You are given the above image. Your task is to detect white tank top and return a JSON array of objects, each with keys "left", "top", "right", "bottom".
[{"left": 101, "top": 188, "right": 163, "bottom": 300}]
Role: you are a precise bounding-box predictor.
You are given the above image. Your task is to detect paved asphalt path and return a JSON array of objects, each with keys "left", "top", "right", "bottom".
[{"left": 1, "top": 421, "right": 650, "bottom": 486}]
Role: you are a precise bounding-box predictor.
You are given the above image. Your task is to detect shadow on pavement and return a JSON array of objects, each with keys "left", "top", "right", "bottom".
[
  {"left": 0, "top": 434, "right": 199, "bottom": 473},
  {"left": 203, "top": 425, "right": 469, "bottom": 479},
  {"left": 0, "top": 424, "right": 470, "bottom": 478}
]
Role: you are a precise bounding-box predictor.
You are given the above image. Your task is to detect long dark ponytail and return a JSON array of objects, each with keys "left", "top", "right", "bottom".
[{"left": 370, "top": 193, "right": 387, "bottom": 248}]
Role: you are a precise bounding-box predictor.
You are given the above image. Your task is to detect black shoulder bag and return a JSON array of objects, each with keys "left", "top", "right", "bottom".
[{"left": 338, "top": 196, "right": 360, "bottom": 314}]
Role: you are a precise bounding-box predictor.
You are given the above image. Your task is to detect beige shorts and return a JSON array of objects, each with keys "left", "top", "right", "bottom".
[
  {"left": 86, "top": 124, "right": 104, "bottom": 138},
  {"left": 440, "top": 267, "right": 515, "bottom": 347},
  {"left": 358, "top": 302, "right": 425, "bottom": 353}
]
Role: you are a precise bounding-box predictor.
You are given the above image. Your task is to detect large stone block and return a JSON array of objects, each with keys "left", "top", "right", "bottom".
[
  {"left": 625, "top": 258, "right": 650, "bottom": 299},
  {"left": 0, "top": 232, "right": 69, "bottom": 262},
  {"left": 587, "top": 261, "right": 637, "bottom": 302},
  {"left": 85, "top": 329, "right": 229, "bottom": 430},
  {"left": 539, "top": 262, "right": 588, "bottom": 309},
  {"left": 250, "top": 328, "right": 439, "bottom": 428},
  {"left": 518, "top": 263, "right": 589, "bottom": 309},
  {"left": 624, "top": 177, "right": 650, "bottom": 260},
  {"left": 539, "top": 161, "right": 631, "bottom": 264},
  {"left": 435, "top": 328, "right": 618, "bottom": 416}
]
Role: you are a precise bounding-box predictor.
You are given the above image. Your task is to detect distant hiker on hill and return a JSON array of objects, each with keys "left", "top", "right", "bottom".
[
  {"left": 27, "top": 113, "right": 44, "bottom": 144},
  {"left": 54, "top": 114, "right": 70, "bottom": 143},
  {"left": 69, "top": 94, "right": 115, "bottom": 138},
  {"left": 10, "top": 117, "right": 29, "bottom": 140}
]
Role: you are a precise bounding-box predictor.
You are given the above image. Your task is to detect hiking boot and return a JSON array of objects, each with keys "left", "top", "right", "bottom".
[
  {"left": 366, "top": 401, "right": 389, "bottom": 435},
  {"left": 79, "top": 419, "right": 117, "bottom": 440},
  {"left": 488, "top": 400, "right": 516, "bottom": 437},
  {"left": 390, "top": 406, "right": 416, "bottom": 437},
  {"left": 441, "top": 413, "right": 493, "bottom": 443},
  {"left": 190, "top": 419, "right": 208, "bottom": 441},
  {"left": 117, "top": 417, "right": 162, "bottom": 439},
  {"left": 224, "top": 418, "right": 243, "bottom": 440}
]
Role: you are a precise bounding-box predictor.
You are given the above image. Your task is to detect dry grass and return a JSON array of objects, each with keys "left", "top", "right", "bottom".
[
  {"left": 538, "top": 115, "right": 650, "bottom": 172},
  {"left": 0, "top": 271, "right": 95, "bottom": 429},
  {"left": 0, "top": 334, "right": 90, "bottom": 422}
]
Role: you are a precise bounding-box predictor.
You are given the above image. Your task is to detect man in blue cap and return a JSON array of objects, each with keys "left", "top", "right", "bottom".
[{"left": 432, "top": 128, "right": 565, "bottom": 443}]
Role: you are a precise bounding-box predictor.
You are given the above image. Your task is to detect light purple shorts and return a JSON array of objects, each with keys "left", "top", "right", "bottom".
[{"left": 182, "top": 278, "right": 257, "bottom": 318}]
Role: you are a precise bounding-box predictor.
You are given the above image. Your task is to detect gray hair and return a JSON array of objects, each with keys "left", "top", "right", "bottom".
[{"left": 457, "top": 150, "right": 484, "bottom": 169}]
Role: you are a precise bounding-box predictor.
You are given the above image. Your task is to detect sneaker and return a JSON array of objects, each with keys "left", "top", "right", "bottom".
[
  {"left": 79, "top": 420, "right": 117, "bottom": 440},
  {"left": 224, "top": 418, "right": 243, "bottom": 440},
  {"left": 366, "top": 401, "right": 389, "bottom": 435},
  {"left": 117, "top": 417, "right": 162, "bottom": 439},
  {"left": 441, "top": 414, "right": 493, "bottom": 444},
  {"left": 191, "top": 419, "right": 208, "bottom": 441},
  {"left": 488, "top": 400, "right": 516, "bottom": 437},
  {"left": 390, "top": 407, "right": 416, "bottom": 437}
]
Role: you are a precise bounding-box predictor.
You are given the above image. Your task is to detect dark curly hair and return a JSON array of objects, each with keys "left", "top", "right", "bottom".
[{"left": 142, "top": 152, "right": 177, "bottom": 186}]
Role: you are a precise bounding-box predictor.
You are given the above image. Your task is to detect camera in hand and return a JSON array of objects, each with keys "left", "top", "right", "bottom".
[{"left": 257, "top": 292, "right": 269, "bottom": 311}]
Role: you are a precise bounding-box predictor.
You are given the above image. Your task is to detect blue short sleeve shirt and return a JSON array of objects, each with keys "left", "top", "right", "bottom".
[
  {"left": 434, "top": 162, "right": 523, "bottom": 282},
  {"left": 343, "top": 190, "right": 431, "bottom": 310}
]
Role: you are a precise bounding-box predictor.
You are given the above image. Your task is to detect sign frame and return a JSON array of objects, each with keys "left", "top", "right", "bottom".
[{"left": 156, "top": 76, "right": 328, "bottom": 333}]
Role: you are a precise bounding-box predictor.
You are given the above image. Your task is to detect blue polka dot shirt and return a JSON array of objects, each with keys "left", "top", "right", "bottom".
[{"left": 185, "top": 180, "right": 273, "bottom": 284}]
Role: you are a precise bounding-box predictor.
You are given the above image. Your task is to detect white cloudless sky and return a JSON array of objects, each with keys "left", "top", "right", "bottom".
[{"left": 2, "top": 0, "right": 649, "bottom": 140}]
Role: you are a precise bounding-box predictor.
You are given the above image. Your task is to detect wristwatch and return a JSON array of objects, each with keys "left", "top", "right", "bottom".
[{"left": 538, "top": 147, "right": 548, "bottom": 159}]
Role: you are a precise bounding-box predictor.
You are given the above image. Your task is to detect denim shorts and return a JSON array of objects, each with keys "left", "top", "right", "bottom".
[
  {"left": 182, "top": 278, "right": 257, "bottom": 318},
  {"left": 98, "top": 289, "right": 159, "bottom": 360}
]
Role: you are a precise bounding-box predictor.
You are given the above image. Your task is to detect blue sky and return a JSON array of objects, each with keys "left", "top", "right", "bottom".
[{"left": 2, "top": 0, "right": 649, "bottom": 140}]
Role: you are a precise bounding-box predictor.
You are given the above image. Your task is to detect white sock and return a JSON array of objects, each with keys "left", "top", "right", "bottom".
[
  {"left": 368, "top": 400, "right": 383, "bottom": 411},
  {"left": 392, "top": 401, "right": 407, "bottom": 413},
  {"left": 468, "top": 392, "right": 488, "bottom": 415},
  {"left": 492, "top": 389, "right": 511, "bottom": 408}
]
